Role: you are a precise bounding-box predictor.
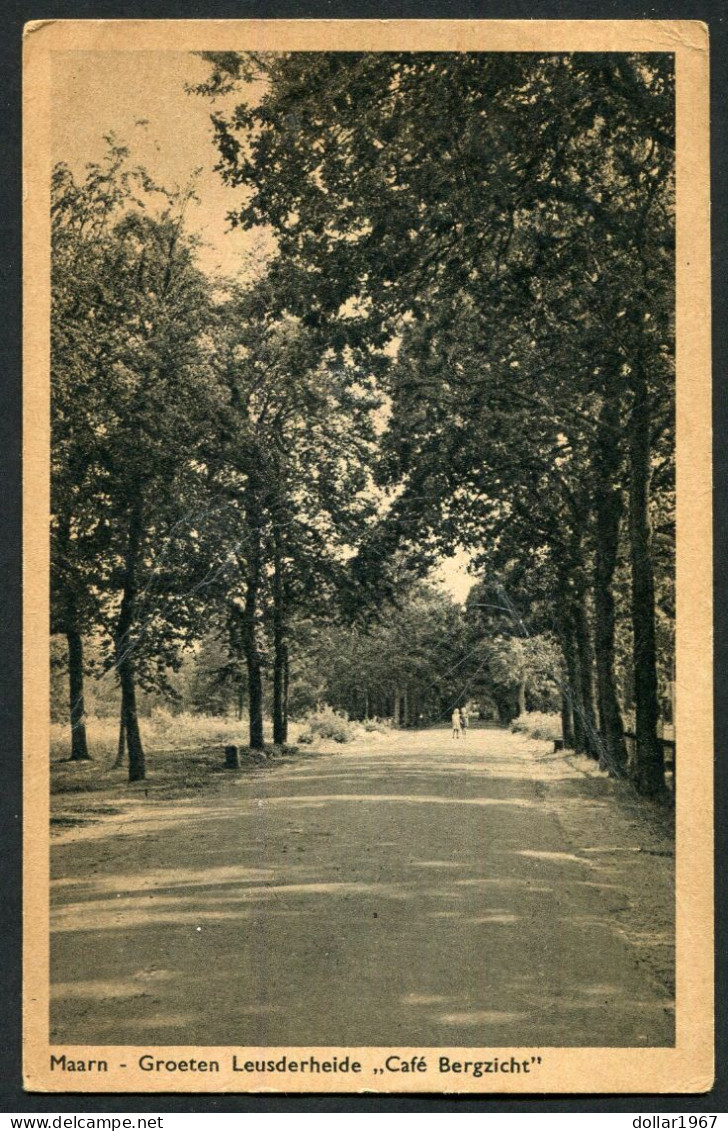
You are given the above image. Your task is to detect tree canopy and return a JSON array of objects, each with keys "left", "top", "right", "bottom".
[
  {"left": 50, "top": 52, "right": 676, "bottom": 797},
  {"left": 196, "top": 50, "right": 674, "bottom": 792}
]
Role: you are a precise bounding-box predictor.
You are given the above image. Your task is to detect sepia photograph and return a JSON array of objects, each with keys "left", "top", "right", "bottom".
[{"left": 22, "top": 20, "right": 713, "bottom": 1094}]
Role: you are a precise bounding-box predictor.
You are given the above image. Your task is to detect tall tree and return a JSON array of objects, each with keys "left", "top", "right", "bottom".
[
  {"left": 202, "top": 51, "right": 674, "bottom": 792},
  {"left": 51, "top": 145, "right": 219, "bottom": 779},
  {"left": 202, "top": 278, "right": 381, "bottom": 749},
  {"left": 51, "top": 150, "right": 130, "bottom": 761}
]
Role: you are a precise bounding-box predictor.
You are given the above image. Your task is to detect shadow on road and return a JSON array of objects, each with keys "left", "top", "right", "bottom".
[{"left": 51, "top": 727, "right": 675, "bottom": 1048}]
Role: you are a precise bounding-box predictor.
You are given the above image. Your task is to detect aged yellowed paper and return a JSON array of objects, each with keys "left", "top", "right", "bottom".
[{"left": 24, "top": 19, "right": 712, "bottom": 1093}]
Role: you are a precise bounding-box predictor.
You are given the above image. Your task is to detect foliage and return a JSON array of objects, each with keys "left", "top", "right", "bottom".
[
  {"left": 51, "top": 142, "right": 225, "bottom": 775},
  {"left": 201, "top": 50, "right": 675, "bottom": 791},
  {"left": 511, "top": 712, "right": 562, "bottom": 743},
  {"left": 361, "top": 717, "right": 391, "bottom": 733},
  {"left": 297, "top": 705, "right": 355, "bottom": 744},
  {"left": 50, "top": 54, "right": 677, "bottom": 797},
  {"left": 52, "top": 144, "right": 217, "bottom": 655},
  {"left": 286, "top": 582, "right": 471, "bottom": 723}
]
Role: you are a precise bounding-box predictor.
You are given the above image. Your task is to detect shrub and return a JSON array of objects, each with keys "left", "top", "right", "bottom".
[
  {"left": 361, "top": 716, "right": 391, "bottom": 733},
  {"left": 511, "top": 711, "right": 562, "bottom": 742},
  {"left": 297, "top": 705, "right": 355, "bottom": 744}
]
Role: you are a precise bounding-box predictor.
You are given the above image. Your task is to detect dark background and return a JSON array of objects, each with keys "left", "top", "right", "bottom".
[{"left": 1, "top": 0, "right": 725, "bottom": 1114}]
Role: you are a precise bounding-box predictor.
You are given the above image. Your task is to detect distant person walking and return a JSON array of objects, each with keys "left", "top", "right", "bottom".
[
  {"left": 459, "top": 707, "right": 468, "bottom": 739},
  {"left": 451, "top": 708, "right": 461, "bottom": 739}
]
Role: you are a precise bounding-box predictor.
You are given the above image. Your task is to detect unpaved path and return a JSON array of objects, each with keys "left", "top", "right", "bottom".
[{"left": 51, "top": 727, "right": 674, "bottom": 1047}]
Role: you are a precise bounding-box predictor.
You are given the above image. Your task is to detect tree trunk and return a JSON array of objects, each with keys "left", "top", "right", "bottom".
[
  {"left": 592, "top": 389, "right": 628, "bottom": 775},
  {"left": 594, "top": 484, "right": 628, "bottom": 775},
  {"left": 66, "top": 625, "right": 91, "bottom": 761},
  {"left": 573, "top": 591, "right": 599, "bottom": 759},
  {"left": 115, "top": 501, "right": 145, "bottom": 782},
  {"left": 283, "top": 649, "right": 289, "bottom": 735},
  {"left": 272, "top": 641, "right": 288, "bottom": 745},
  {"left": 560, "top": 689, "right": 574, "bottom": 749},
  {"left": 272, "top": 524, "right": 288, "bottom": 746},
  {"left": 517, "top": 672, "right": 527, "bottom": 718},
  {"left": 113, "top": 698, "right": 126, "bottom": 769},
  {"left": 629, "top": 366, "right": 665, "bottom": 795},
  {"left": 119, "top": 659, "right": 145, "bottom": 782},
  {"left": 493, "top": 690, "right": 514, "bottom": 727},
  {"left": 242, "top": 479, "right": 265, "bottom": 752},
  {"left": 246, "top": 650, "right": 264, "bottom": 750},
  {"left": 559, "top": 615, "right": 586, "bottom": 754}
]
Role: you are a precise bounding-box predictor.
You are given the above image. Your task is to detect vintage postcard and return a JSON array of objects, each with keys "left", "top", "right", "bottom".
[{"left": 23, "top": 19, "right": 712, "bottom": 1094}]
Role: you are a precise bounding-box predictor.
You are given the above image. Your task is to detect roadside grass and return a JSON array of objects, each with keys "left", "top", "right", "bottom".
[
  {"left": 51, "top": 708, "right": 248, "bottom": 766},
  {"left": 51, "top": 709, "right": 307, "bottom": 802},
  {"left": 50, "top": 706, "right": 389, "bottom": 804}
]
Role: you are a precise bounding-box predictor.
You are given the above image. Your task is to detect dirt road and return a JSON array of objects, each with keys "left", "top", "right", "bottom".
[{"left": 51, "top": 726, "right": 674, "bottom": 1047}]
